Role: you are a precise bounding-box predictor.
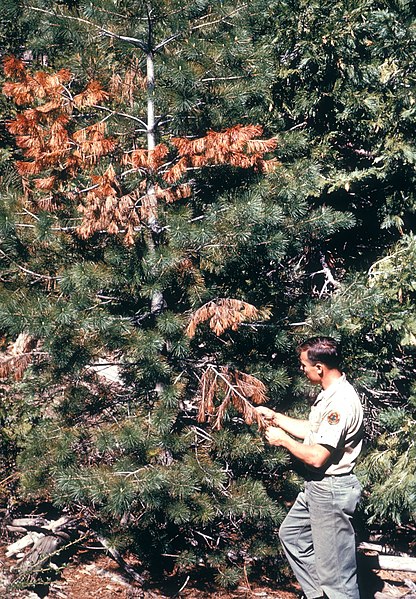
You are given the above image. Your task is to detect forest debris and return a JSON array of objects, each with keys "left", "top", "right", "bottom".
[
  {"left": 94, "top": 533, "right": 146, "bottom": 585},
  {"left": 405, "top": 580, "right": 416, "bottom": 592},
  {"left": 6, "top": 532, "right": 44, "bottom": 558},
  {"left": 358, "top": 544, "right": 416, "bottom": 573},
  {"left": 77, "top": 562, "right": 131, "bottom": 587},
  {"left": 6, "top": 516, "right": 83, "bottom": 587},
  {"left": 375, "top": 590, "right": 416, "bottom": 599},
  {"left": 6, "top": 515, "right": 146, "bottom": 590}
]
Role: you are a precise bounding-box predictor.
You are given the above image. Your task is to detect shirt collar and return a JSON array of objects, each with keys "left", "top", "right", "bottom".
[{"left": 314, "top": 373, "right": 346, "bottom": 405}]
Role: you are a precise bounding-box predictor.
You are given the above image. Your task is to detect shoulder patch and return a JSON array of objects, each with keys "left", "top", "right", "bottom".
[{"left": 327, "top": 411, "right": 340, "bottom": 425}]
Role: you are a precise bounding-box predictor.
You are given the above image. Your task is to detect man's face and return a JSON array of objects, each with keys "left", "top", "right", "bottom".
[{"left": 299, "top": 350, "right": 322, "bottom": 385}]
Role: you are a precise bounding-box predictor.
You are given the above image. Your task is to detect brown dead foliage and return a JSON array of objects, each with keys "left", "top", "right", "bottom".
[
  {"left": 3, "top": 58, "right": 279, "bottom": 246},
  {"left": 186, "top": 298, "right": 270, "bottom": 338},
  {"left": 0, "top": 333, "right": 37, "bottom": 381},
  {"left": 164, "top": 124, "right": 278, "bottom": 183},
  {"left": 196, "top": 365, "right": 268, "bottom": 430}
]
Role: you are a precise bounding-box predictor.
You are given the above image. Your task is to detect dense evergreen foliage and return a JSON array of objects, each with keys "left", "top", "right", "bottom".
[{"left": 0, "top": 0, "right": 415, "bottom": 588}]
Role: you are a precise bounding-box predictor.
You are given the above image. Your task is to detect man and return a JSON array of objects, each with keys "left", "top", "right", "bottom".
[{"left": 256, "top": 337, "right": 363, "bottom": 599}]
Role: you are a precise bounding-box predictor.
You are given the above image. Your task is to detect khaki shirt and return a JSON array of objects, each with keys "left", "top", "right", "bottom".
[{"left": 304, "top": 374, "right": 364, "bottom": 475}]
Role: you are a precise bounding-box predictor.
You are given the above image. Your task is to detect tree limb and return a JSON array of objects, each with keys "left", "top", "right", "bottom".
[
  {"left": 94, "top": 533, "right": 146, "bottom": 585},
  {"left": 154, "top": 33, "right": 181, "bottom": 52},
  {"left": 191, "top": 5, "right": 248, "bottom": 31},
  {"left": 0, "top": 249, "right": 60, "bottom": 280},
  {"left": 92, "top": 104, "right": 148, "bottom": 128},
  {"left": 28, "top": 6, "right": 148, "bottom": 50}
]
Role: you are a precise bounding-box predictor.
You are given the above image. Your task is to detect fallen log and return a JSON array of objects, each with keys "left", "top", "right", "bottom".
[
  {"left": 365, "top": 555, "right": 416, "bottom": 573},
  {"left": 358, "top": 543, "right": 416, "bottom": 573},
  {"left": 359, "top": 542, "right": 406, "bottom": 555},
  {"left": 7, "top": 516, "right": 83, "bottom": 588},
  {"left": 374, "top": 594, "right": 416, "bottom": 599}
]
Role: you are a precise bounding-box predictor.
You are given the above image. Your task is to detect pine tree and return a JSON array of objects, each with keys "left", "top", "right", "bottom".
[
  {"left": 1, "top": 0, "right": 416, "bottom": 588},
  {"left": 0, "top": 1, "right": 305, "bottom": 586}
]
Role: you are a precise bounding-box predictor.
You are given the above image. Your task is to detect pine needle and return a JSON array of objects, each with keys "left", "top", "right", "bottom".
[{"left": 196, "top": 365, "right": 268, "bottom": 431}]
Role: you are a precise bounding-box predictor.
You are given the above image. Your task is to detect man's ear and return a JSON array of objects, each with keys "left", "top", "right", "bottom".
[{"left": 315, "top": 362, "right": 324, "bottom": 375}]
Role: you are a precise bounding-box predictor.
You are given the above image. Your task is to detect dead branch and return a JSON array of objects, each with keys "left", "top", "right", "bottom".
[
  {"left": 93, "top": 533, "right": 146, "bottom": 585},
  {"left": 196, "top": 365, "right": 268, "bottom": 430},
  {"left": 310, "top": 254, "right": 341, "bottom": 298},
  {"left": 7, "top": 516, "right": 84, "bottom": 587}
]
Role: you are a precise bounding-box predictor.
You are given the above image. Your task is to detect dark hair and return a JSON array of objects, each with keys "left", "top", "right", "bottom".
[{"left": 296, "top": 336, "right": 342, "bottom": 369}]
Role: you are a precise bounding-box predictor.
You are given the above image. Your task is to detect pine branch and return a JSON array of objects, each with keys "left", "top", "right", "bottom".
[
  {"left": 197, "top": 365, "right": 268, "bottom": 431},
  {"left": 28, "top": 5, "right": 183, "bottom": 55},
  {"left": 0, "top": 249, "right": 60, "bottom": 281},
  {"left": 27, "top": 6, "right": 149, "bottom": 51},
  {"left": 200, "top": 76, "right": 247, "bottom": 82},
  {"left": 154, "top": 33, "right": 181, "bottom": 52},
  {"left": 92, "top": 104, "right": 148, "bottom": 128},
  {"left": 190, "top": 5, "right": 248, "bottom": 31}
]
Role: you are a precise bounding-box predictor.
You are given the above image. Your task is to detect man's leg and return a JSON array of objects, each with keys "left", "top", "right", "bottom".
[
  {"left": 307, "top": 475, "right": 361, "bottom": 599},
  {"left": 279, "top": 489, "right": 323, "bottom": 599}
]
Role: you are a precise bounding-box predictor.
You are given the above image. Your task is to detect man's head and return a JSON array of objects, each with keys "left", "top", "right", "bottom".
[{"left": 297, "top": 337, "right": 342, "bottom": 385}]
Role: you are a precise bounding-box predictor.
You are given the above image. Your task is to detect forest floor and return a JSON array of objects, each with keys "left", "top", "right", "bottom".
[{"left": 1, "top": 543, "right": 416, "bottom": 599}]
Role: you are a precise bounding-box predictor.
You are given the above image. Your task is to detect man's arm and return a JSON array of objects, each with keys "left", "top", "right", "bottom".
[
  {"left": 265, "top": 426, "right": 331, "bottom": 469},
  {"left": 255, "top": 406, "right": 310, "bottom": 440}
]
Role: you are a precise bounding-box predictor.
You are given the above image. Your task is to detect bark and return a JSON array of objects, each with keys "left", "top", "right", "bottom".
[
  {"left": 94, "top": 533, "right": 146, "bottom": 585},
  {"left": 7, "top": 517, "right": 81, "bottom": 586},
  {"left": 358, "top": 543, "right": 416, "bottom": 573}
]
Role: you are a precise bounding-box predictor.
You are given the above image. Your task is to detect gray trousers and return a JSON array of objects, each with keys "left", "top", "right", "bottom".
[{"left": 279, "top": 474, "right": 361, "bottom": 599}]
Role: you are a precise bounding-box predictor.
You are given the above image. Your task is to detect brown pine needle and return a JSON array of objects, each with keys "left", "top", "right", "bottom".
[
  {"left": 197, "top": 365, "right": 268, "bottom": 431},
  {"left": 186, "top": 298, "right": 270, "bottom": 338}
]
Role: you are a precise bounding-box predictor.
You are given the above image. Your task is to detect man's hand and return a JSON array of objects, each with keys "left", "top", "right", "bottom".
[
  {"left": 255, "top": 406, "right": 281, "bottom": 426},
  {"left": 256, "top": 408, "right": 310, "bottom": 441},
  {"left": 264, "top": 425, "right": 290, "bottom": 446},
  {"left": 264, "top": 426, "right": 332, "bottom": 469}
]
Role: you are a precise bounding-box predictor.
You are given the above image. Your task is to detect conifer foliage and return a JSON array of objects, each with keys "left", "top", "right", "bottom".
[
  {"left": 0, "top": 1, "right": 290, "bottom": 587},
  {"left": 3, "top": 56, "right": 277, "bottom": 245},
  {"left": 0, "top": 0, "right": 416, "bottom": 589}
]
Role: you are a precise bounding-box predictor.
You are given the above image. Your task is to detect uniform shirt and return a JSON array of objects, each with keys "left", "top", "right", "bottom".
[{"left": 303, "top": 374, "right": 364, "bottom": 476}]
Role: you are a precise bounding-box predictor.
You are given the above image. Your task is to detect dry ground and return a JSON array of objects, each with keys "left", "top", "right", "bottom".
[{"left": 1, "top": 544, "right": 416, "bottom": 599}]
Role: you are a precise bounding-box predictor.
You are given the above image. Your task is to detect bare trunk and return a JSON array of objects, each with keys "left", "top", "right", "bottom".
[
  {"left": 145, "top": 4, "right": 158, "bottom": 232},
  {"left": 145, "top": 48, "right": 158, "bottom": 235},
  {"left": 146, "top": 50, "right": 155, "bottom": 153}
]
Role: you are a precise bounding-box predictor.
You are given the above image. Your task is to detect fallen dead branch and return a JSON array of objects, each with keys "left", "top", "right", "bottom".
[
  {"left": 358, "top": 542, "right": 416, "bottom": 573},
  {"left": 93, "top": 533, "right": 146, "bottom": 585},
  {"left": 5, "top": 515, "right": 146, "bottom": 591},
  {"left": 6, "top": 516, "right": 84, "bottom": 588}
]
